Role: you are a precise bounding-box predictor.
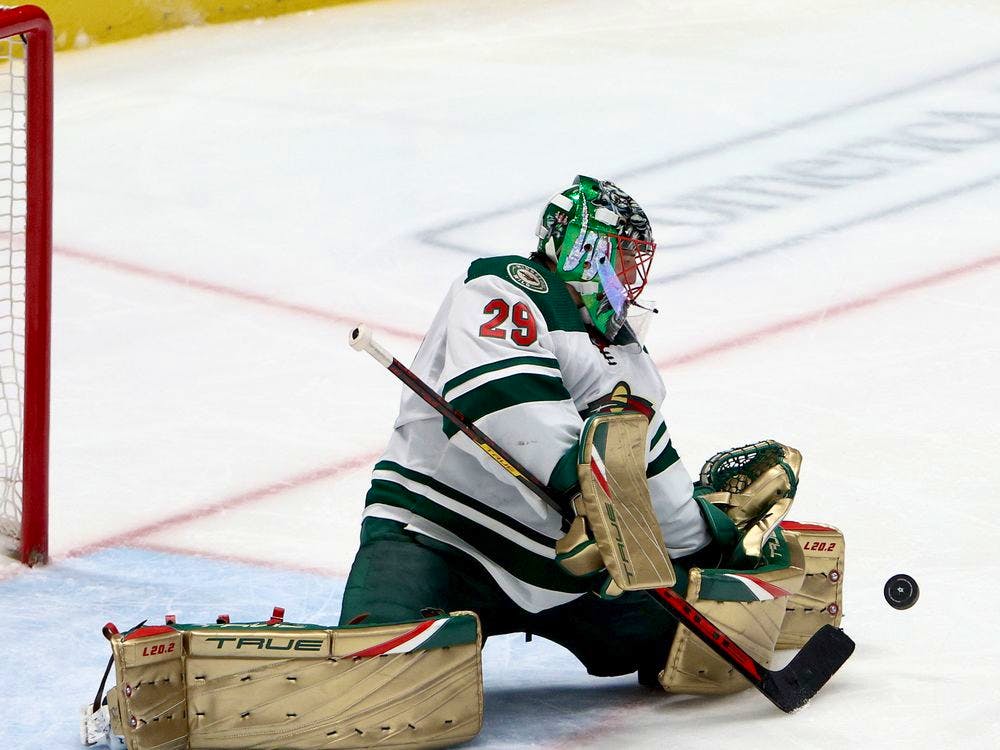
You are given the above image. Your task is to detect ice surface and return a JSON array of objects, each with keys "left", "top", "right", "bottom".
[{"left": 2, "top": 0, "right": 1000, "bottom": 747}]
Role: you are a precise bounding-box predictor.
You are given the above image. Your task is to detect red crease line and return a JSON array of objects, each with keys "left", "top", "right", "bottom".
[{"left": 54, "top": 244, "right": 423, "bottom": 342}]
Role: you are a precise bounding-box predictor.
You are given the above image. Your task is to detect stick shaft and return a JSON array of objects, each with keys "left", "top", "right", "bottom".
[
  {"left": 389, "top": 353, "right": 566, "bottom": 513},
  {"left": 349, "top": 325, "right": 564, "bottom": 510}
]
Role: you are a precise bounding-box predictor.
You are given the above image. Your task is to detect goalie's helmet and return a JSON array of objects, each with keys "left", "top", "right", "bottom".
[{"left": 535, "top": 175, "right": 656, "bottom": 340}]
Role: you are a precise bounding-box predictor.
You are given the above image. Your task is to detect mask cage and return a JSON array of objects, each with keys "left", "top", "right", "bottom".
[{"left": 610, "top": 234, "right": 656, "bottom": 303}]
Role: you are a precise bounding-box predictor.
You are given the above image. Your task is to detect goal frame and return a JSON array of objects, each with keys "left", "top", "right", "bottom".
[{"left": 0, "top": 4, "right": 52, "bottom": 566}]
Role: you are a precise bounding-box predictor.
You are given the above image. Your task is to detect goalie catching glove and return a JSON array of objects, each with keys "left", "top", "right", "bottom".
[{"left": 693, "top": 439, "right": 801, "bottom": 569}]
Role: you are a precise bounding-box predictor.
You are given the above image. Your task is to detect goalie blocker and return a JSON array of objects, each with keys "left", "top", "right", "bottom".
[
  {"left": 556, "top": 411, "right": 677, "bottom": 596},
  {"left": 85, "top": 610, "right": 483, "bottom": 750}
]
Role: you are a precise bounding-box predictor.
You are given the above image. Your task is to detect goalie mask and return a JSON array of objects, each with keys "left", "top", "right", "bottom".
[{"left": 535, "top": 175, "right": 656, "bottom": 339}]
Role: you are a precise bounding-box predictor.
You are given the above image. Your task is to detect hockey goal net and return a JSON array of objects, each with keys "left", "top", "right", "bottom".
[{"left": 0, "top": 5, "right": 51, "bottom": 566}]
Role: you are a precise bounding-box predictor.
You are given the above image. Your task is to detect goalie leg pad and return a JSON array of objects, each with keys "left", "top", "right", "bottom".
[
  {"left": 105, "top": 612, "right": 483, "bottom": 750},
  {"left": 776, "top": 522, "right": 845, "bottom": 648},
  {"left": 106, "top": 628, "right": 186, "bottom": 749},
  {"left": 573, "top": 412, "right": 676, "bottom": 590},
  {"left": 658, "top": 530, "right": 806, "bottom": 695}
]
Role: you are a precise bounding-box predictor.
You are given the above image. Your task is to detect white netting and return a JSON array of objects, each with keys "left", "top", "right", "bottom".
[{"left": 0, "top": 32, "right": 26, "bottom": 554}]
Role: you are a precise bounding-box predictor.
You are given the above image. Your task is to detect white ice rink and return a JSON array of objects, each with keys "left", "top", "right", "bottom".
[{"left": 3, "top": 0, "right": 1000, "bottom": 746}]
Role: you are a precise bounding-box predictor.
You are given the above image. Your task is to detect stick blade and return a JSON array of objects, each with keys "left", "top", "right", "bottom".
[{"left": 760, "top": 625, "right": 856, "bottom": 712}]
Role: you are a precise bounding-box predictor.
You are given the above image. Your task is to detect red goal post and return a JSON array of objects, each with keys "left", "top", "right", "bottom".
[{"left": 0, "top": 5, "right": 52, "bottom": 566}]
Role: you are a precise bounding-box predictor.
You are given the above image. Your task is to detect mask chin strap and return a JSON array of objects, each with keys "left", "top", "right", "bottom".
[
  {"left": 544, "top": 237, "right": 558, "bottom": 263},
  {"left": 631, "top": 299, "right": 659, "bottom": 314}
]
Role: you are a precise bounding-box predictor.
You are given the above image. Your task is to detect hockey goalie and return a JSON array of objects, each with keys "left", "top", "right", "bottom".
[{"left": 84, "top": 176, "right": 845, "bottom": 750}]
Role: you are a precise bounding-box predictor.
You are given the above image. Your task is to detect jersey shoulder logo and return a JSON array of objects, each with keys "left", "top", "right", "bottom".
[{"left": 506, "top": 263, "right": 549, "bottom": 293}]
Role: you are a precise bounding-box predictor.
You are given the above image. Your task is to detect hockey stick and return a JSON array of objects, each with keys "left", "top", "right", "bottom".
[{"left": 349, "top": 324, "right": 854, "bottom": 712}]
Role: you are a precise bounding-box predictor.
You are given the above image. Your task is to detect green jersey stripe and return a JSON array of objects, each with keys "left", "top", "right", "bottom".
[
  {"left": 649, "top": 421, "right": 667, "bottom": 452},
  {"left": 367, "top": 473, "right": 552, "bottom": 557},
  {"left": 365, "top": 479, "right": 593, "bottom": 594},
  {"left": 443, "top": 372, "right": 572, "bottom": 439},
  {"left": 442, "top": 355, "right": 560, "bottom": 399},
  {"left": 647, "top": 440, "right": 681, "bottom": 479},
  {"left": 373, "top": 460, "right": 557, "bottom": 548}
]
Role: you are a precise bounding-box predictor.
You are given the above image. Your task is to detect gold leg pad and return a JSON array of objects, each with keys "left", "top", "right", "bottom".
[
  {"left": 108, "top": 629, "right": 189, "bottom": 750},
  {"left": 659, "top": 570, "right": 789, "bottom": 695},
  {"left": 106, "top": 613, "right": 483, "bottom": 750},
  {"left": 659, "top": 532, "right": 806, "bottom": 695},
  {"left": 776, "top": 523, "right": 845, "bottom": 648}
]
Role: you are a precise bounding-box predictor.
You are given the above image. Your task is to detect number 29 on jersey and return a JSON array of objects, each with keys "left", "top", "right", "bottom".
[{"left": 479, "top": 299, "right": 537, "bottom": 346}]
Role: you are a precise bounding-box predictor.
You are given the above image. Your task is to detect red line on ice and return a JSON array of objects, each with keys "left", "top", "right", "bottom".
[
  {"left": 656, "top": 252, "right": 1000, "bottom": 370},
  {"left": 20, "top": 250, "right": 999, "bottom": 580},
  {"left": 134, "top": 540, "right": 350, "bottom": 579},
  {"left": 54, "top": 244, "right": 423, "bottom": 341},
  {"left": 545, "top": 693, "right": 656, "bottom": 750},
  {"left": 63, "top": 451, "right": 380, "bottom": 560}
]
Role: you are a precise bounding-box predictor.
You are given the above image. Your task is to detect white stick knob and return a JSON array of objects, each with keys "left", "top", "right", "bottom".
[{"left": 349, "top": 324, "right": 394, "bottom": 367}]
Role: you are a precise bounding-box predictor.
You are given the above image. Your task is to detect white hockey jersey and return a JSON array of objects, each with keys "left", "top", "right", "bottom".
[{"left": 363, "top": 255, "right": 710, "bottom": 613}]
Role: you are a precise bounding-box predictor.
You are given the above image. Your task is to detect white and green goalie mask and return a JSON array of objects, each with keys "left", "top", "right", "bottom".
[{"left": 535, "top": 175, "right": 656, "bottom": 340}]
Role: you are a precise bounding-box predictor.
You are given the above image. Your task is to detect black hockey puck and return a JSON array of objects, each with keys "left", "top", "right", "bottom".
[{"left": 884, "top": 573, "right": 919, "bottom": 610}]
